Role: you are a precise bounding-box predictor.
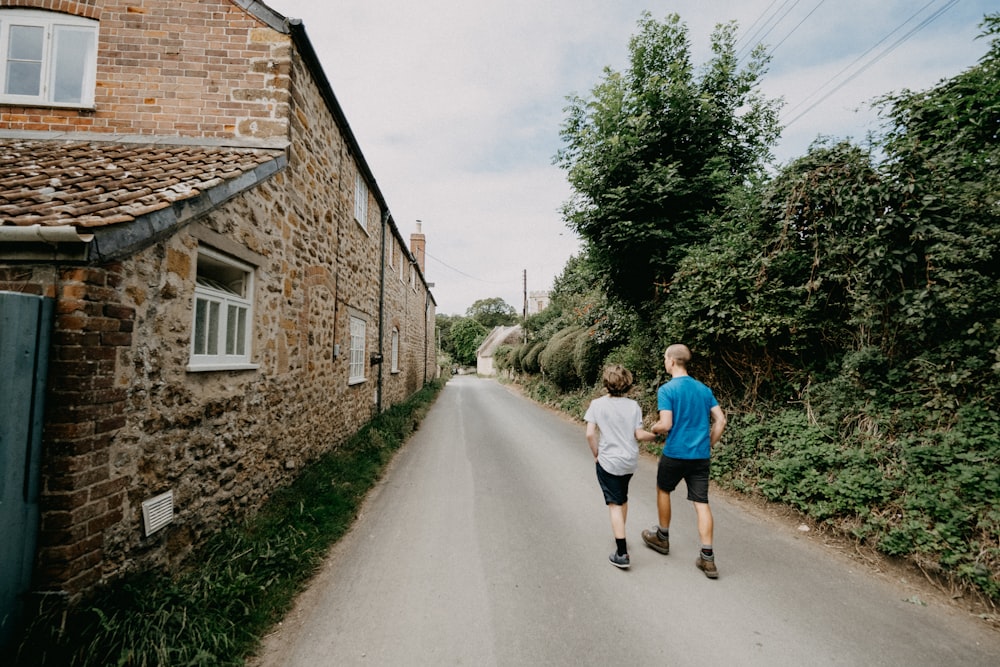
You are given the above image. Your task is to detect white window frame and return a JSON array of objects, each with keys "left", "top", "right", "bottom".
[
  {"left": 349, "top": 316, "right": 367, "bottom": 384},
  {"left": 388, "top": 235, "right": 395, "bottom": 269},
  {"left": 188, "top": 247, "right": 257, "bottom": 372},
  {"left": 390, "top": 328, "right": 400, "bottom": 373},
  {"left": 0, "top": 9, "right": 98, "bottom": 108},
  {"left": 354, "top": 172, "right": 368, "bottom": 232}
]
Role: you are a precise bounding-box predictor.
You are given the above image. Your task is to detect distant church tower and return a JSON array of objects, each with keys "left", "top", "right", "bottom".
[{"left": 527, "top": 290, "right": 550, "bottom": 315}]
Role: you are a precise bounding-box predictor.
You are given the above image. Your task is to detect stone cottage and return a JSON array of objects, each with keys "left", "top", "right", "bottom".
[{"left": 0, "top": 0, "right": 437, "bottom": 628}]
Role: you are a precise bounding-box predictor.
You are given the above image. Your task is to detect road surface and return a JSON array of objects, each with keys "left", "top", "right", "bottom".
[{"left": 252, "top": 375, "right": 1000, "bottom": 666}]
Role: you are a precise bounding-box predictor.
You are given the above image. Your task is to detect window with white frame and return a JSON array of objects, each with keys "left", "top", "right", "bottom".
[
  {"left": 0, "top": 9, "right": 98, "bottom": 107},
  {"left": 354, "top": 172, "right": 368, "bottom": 232},
  {"left": 189, "top": 247, "right": 255, "bottom": 370},
  {"left": 390, "top": 328, "right": 400, "bottom": 373},
  {"left": 388, "top": 235, "right": 395, "bottom": 269},
  {"left": 349, "top": 316, "right": 367, "bottom": 383},
  {"left": 398, "top": 249, "right": 405, "bottom": 282}
]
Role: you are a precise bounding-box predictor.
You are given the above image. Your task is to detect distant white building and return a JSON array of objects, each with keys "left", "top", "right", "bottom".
[
  {"left": 476, "top": 325, "right": 523, "bottom": 376},
  {"left": 528, "top": 290, "right": 550, "bottom": 315}
]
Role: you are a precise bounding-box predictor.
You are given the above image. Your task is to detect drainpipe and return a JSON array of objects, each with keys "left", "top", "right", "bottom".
[
  {"left": 376, "top": 208, "right": 388, "bottom": 413},
  {"left": 424, "top": 289, "right": 429, "bottom": 385},
  {"left": 0, "top": 225, "right": 92, "bottom": 243}
]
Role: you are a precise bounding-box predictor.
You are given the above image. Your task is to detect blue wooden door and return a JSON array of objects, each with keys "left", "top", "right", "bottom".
[{"left": 0, "top": 292, "right": 53, "bottom": 649}]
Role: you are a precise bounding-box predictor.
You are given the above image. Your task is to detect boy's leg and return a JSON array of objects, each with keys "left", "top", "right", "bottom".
[
  {"left": 693, "top": 501, "right": 713, "bottom": 546},
  {"left": 609, "top": 503, "right": 626, "bottom": 539},
  {"left": 657, "top": 486, "right": 672, "bottom": 530},
  {"left": 689, "top": 459, "right": 718, "bottom": 579}
]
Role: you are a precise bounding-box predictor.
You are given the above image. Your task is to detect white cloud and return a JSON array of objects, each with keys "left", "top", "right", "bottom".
[{"left": 267, "top": 0, "right": 995, "bottom": 313}]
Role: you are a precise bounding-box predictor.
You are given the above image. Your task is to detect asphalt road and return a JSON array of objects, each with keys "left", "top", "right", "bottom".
[{"left": 252, "top": 375, "right": 1000, "bottom": 666}]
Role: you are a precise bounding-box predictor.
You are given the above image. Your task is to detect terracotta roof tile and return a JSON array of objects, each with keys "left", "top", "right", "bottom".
[{"left": 0, "top": 140, "right": 285, "bottom": 229}]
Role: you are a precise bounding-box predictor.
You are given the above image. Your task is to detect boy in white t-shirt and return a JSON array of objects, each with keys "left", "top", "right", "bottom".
[{"left": 584, "top": 364, "right": 657, "bottom": 569}]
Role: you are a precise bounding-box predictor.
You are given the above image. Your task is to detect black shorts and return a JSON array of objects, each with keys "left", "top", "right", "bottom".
[
  {"left": 656, "top": 456, "right": 710, "bottom": 503},
  {"left": 596, "top": 462, "right": 633, "bottom": 506}
]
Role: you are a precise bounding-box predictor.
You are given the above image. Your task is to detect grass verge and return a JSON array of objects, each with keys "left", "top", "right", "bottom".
[{"left": 8, "top": 379, "right": 445, "bottom": 667}]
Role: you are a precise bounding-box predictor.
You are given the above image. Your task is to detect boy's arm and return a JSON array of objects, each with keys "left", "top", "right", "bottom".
[
  {"left": 650, "top": 409, "right": 673, "bottom": 436},
  {"left": 585, "top": 422, "right": 599, "bottom": 460},
  {"left": 635, "top": 427, "right": 657, "bottom": 443}
]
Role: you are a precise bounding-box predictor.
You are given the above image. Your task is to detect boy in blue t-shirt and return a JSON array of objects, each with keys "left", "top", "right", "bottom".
[{"left": 642, "top": 344, "right": 727, "bottom": 578}]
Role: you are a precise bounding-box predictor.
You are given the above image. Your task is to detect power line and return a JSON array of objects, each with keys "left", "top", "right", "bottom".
[
  {"left": 765, "top": 0, "right": 827, "bottom": 59},
  {"left": 781, "top": 0, "right": 938, "bottom": 120},
  {"left": 736, "top": 0, "right": 799, "bottom": 61},
  {"left": 424, "top": 251, "right": 513, "bottom": 285},
  {"left": 735, "top": 0, "right": 781, "bottom": 51},
  {"left": 782, "top": 0, "right": 959, "bottom": 129}
]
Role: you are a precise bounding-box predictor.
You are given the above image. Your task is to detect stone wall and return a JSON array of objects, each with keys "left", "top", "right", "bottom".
[
  {"left": 0, "top": 0, "right": 289, "bottom": 143},
  {"left": 0, "top": 1, "right": 436, "bottom": 599}
]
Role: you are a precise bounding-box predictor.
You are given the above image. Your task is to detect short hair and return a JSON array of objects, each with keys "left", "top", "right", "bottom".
[
  {"left": 602, "top": 364, "right": 633, "bottom": 396},
  {"left": 665, "top": 344, "right": 692, "bottom": 367}
]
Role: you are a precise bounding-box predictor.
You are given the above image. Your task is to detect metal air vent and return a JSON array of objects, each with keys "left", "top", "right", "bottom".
[{"left": 141, "top": 490, "right": 174, "bottom": 537}]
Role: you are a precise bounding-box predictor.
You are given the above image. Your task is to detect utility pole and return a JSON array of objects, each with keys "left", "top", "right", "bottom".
[
  {"left": 522, "top": 269, "right": 528, "bottom": 343},
  {"left": 522, "top": 269, "right": 527, "bottom": 319}
]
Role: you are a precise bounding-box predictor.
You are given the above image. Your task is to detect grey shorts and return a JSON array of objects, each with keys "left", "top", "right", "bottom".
[{"left": 656, "top": 456, "right": 710, "bottom": 503}]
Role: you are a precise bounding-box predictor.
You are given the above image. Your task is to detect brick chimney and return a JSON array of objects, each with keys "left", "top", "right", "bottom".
[{"left": 410, "top": 221, "right": 426, "bottom": 274}]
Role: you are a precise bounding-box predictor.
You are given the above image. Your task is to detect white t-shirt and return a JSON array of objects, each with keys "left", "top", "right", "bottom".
[{"left": 583, "top": 395, "right": 643, "bottom": 476}]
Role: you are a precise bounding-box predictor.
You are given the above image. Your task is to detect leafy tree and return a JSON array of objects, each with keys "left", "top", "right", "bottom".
[
  {"left": 435, "top": 313, "right": 464, "bottom": 359},
  {"left": 870, "top": 13, "right": 1000, "bottom": 404},
  {"left": 449, "top": 317, "right": 488, "bottom": 366},
  {"left": 466, "top": 297, "right": 518, "bottom": 328},
  {"left": 555, "top": 12, "right": 781, "bottom": 311}
]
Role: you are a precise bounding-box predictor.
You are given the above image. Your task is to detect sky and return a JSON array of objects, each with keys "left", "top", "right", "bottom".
[{"left": 265, "top": 0, "right": 995, "bottom": 316}]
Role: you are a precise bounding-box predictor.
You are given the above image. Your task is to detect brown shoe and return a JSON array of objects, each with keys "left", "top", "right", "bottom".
[
  {"left": 641, "top": 527, "right": 669, "bottom": 554},
  {"left": 696, "top": 555, "right": 718, "bottom": 579}
]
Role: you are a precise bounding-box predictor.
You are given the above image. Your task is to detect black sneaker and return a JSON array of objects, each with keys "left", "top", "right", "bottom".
[
  {"left": 641, "top": 527, "right": 670, "bottom": 554},
  {"left": 609, "top": 552, "right": 630, "bottom": 569}
]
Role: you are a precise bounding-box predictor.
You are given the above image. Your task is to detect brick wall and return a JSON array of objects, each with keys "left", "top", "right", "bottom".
[
  {"left": 0, "top": 0, "right": 289, "bottom": 142},
  {"left": 0, "top": 265, "right": 132, "bottom": 594}
]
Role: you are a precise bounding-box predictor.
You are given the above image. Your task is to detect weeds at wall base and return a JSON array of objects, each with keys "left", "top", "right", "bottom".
[{"left": 6, "top": 379, "right": 445, "bottom": 667}]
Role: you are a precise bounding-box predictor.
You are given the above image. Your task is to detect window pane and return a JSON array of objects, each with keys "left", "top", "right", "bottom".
[
  {"left": 207, "top": 302, "right": 220, "bottom": 355},
  {"left": 350, "top": 318, "right": 365, "bottom": 380},
  {"left": 8, "top": 25, "right": 43, "bottom": 60},
  {"left": 194, "top": 299, "right": 208, "bottom": 354},
  {"left": 226, "top": 305, "right": 237, "bottom": 354},
  {"left": 6, "top": 61, "right": 41, "bottom": 95},
  {"left": 391, "top": 330, "right": 399, "bottom": 371},
  {"left": 53, "top": 27, "right": 94, "bottom": 103},
  {"left": 235, "top": 307, "right": 246, "bottom": 355},
  {"left": 226, "top": 305, "right": 247, "bottom": 355},
  {"left": 6, "top": 25, "right": 43, "bottom": 96}
]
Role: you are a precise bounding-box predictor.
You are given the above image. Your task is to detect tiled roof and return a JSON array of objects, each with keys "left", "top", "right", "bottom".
[{"left": 0, "top": 140, "right": 285, "bottom": 228}]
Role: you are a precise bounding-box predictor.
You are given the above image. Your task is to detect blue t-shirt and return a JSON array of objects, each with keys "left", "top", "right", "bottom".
[{"left": 657, "top": 376, "right": 718, "bottom": 459}]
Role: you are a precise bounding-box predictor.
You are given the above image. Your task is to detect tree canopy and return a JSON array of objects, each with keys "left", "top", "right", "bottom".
[
  {"left": 449, "top": 317, "right": 489, "bottom": 366},
  {"left": 466, "top": 297, "right": 518, "bottom": 328},
  {"left": 555, "top": 12, "right": 782, "bottom": 311}
]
